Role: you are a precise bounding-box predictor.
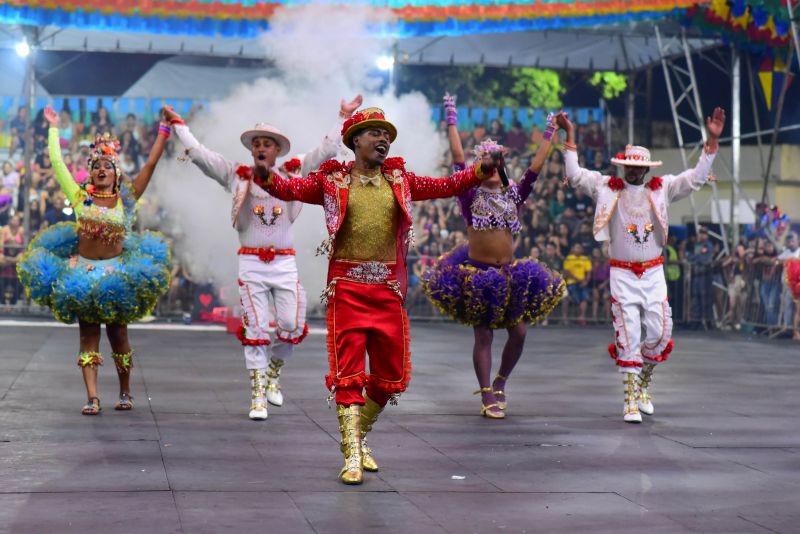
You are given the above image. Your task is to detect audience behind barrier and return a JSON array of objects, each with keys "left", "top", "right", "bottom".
[{"left": 1, "top": 106, "right": 799, "bottom": 340}]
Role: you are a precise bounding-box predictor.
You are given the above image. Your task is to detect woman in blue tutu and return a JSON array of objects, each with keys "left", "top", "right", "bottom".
[
  {"left": 17, "top": 106, "right": 171, "bottom": 415},
  {"left": 422, "top": 95, "right": 565, "bottom": 418}
]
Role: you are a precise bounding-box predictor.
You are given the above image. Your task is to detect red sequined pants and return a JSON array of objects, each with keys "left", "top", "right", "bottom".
[{"left": 325, "top": 260, "right": 411, "bottom": 407}]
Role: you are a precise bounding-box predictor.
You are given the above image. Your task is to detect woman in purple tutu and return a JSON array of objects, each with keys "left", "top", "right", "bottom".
[{"left": 422, "top": 94, "right": 565, "bottom": 419}]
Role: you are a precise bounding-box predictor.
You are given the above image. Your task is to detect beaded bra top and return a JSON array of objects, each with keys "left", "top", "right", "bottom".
[
  {"left": 453, "top": 162, "right": 536, "bottom": 235},
  {"left": 74, "top": 198, "right": 128, "bottom": 245}
]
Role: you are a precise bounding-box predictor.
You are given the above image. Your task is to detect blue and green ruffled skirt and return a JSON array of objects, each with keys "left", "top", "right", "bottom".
[{"left": 17, "top": 222, "right": 171, "bottom": 324}]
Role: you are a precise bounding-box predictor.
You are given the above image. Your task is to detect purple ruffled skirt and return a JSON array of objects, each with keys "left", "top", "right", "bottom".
[{"left": 421, "top": 244, "right": 566, "bottom": 329}]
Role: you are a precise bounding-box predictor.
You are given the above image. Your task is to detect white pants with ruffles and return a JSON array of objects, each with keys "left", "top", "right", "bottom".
[
  {"left": 609, "top": 264, "right": 674, "bottom": 375},
  {"left": 238, "top": 254, "right": 308, "bottom": 370}
]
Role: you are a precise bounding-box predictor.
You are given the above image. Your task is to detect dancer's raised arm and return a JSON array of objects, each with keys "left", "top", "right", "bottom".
[
  {"left": 44, "top": 106, "right": 80, "bottom": 204},
  {"left": 556, "top": 111, "right": 603, "bottom": 196},
  {"left": 443, "top": 93, "right": 466, "bottom": 170},
  {"left": 665, "top": 107, "right": 724, "bottom": 203},
  {"left": 131, "top": 112, "right": 170, "bottom": 199},
  {"left": 164, "top": 105, "right": 236, "bottom": 191}
]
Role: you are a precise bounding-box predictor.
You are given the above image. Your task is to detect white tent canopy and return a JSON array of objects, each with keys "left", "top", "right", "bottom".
[
  {"left": 0, "top": 27, "right": 266, "bottom": 59},
  {"left": 0, "top": 23, "right": 715, "bottom": 72},
  {"left": 396, "top": 29, "right": 717, "bottom": 71},
  {"left": 123, "top": 61, "right": 273, "bottom": 99}
]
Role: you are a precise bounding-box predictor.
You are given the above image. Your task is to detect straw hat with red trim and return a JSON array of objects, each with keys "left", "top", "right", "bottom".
[
  {"left": 240, "top": 123, "right": 291, "bottom": 156},
  {"left": 341, "top": 107, "right": 397, "bottom": 150},
  {"left": 610, "top": 145, "right": 662, "bottom": 167}
]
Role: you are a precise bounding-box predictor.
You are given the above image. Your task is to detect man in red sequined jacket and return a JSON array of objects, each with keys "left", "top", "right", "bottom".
[{"left": 258, "top": 108, "right": 499, "bottom": 485}]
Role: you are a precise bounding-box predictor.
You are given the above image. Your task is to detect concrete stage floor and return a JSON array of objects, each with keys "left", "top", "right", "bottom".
[{"left": 0, "top": 322, "right": 798, "bottom": 533}]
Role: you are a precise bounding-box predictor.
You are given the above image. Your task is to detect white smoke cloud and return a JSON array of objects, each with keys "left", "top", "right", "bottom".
[{"left": 151, "top": 4, "right": 444, "bottom": 313}]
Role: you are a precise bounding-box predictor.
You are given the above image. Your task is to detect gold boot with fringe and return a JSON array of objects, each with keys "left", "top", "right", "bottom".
[
  {"left": 360, "top": 395, "right": 384, "bottom": 472},
  {"left": 337, "top": 404, "right": 363, "bottom": 485}
]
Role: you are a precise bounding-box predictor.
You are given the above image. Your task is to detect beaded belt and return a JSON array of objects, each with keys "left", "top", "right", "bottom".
[
  {"left": 238, "top": 246, "right": 296, "bottom": 263},
  {"left": 322, "top": 259, "right": 402, "bottom": 304},
  {"left": 609, "top": 256, "right": 664, "bottom": 278}
]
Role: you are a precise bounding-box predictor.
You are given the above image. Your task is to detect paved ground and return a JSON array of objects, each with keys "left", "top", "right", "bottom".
[{"left": 1, "top": 321, "right": 798, "bottom": 533}]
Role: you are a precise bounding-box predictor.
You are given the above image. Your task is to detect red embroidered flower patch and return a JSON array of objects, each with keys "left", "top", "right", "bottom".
[
  {"left": 608, "top": 177, "right": 625, "bottom": 191},
  {"left": 646, "top": 176, "right": 663, "bottom": 191},
  {"left": 235, "top": 165, "right": 252, "bottom": 180}
]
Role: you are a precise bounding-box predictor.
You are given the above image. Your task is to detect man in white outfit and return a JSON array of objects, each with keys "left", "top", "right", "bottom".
[
  {"left": 164, "top": 96, "right": 362, "bottom": 419},
  {"left": 557, "top": 108, "right": 725, "bottom": 423}
]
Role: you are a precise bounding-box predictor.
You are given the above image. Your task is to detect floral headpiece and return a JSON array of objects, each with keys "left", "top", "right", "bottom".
[
  {"left": 87, "top": 132, "right": 121, "bottom": 177},
  {"left": 472, "top": 138, "right": 505, "bottom": 158}
]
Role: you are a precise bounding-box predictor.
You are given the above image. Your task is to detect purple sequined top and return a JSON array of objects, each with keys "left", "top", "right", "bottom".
[{"left": 453, "top": 162, "right": 538, "bottom": 235}]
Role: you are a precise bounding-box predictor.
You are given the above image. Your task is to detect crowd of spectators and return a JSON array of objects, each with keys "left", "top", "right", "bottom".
[{"left": 1, "top": 105, "right": 799, "bottom": 340}]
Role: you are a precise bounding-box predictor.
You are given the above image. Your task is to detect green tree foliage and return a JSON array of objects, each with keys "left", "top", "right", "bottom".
[
  {"left": 590, "top": 72, "right": 628, "bottom": 99},
  {"left": 396, "top": 65, "right": 564, "bottom": 111},
  {"left": 509, "top": 68, "right": 564, "bottom": 108}
]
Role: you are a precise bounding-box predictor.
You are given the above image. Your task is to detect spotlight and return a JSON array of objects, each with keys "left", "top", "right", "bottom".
[
  {"left": 15, "top": 39, "right": 30, "bottom": 58},
  {"left": 376, "top": 55, "right": 395, "bottom": 71}
]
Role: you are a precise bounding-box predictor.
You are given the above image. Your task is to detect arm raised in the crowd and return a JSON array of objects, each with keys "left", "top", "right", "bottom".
[
  {"left": 131, "top": 114, "right": 170, "bottom": 199},
  {"left": 517, "top": 113, "right": 557, "bottom": 205},
  {"left": 164, "top": 105, "right": 236, "bottom": 191},
  {"left": 556, "top": 112, "right": 603, "bottom": 197},
  {"left": 666, "top": 107, "right": 725, "bottom": 203},
  {"left": 444, "top": 93, "right": 466, "bottom": 170},
  {"left": 44, "top": 106, "right": 81, "bottom": 205}
]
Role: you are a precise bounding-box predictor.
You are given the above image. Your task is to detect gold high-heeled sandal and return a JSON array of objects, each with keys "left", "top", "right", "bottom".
[
  {"left": 492, "top": 373, "right": 508, "bottom": 411},
  {"left": 474, "top": 387, "right": 505, "bottom": 419}
]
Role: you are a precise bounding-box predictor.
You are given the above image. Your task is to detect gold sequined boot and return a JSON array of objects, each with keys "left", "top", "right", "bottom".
[
  {"left": 360, "top": 395, "right": 384, "bottom": 472},
  {"left": 248, "top": 369, "right": 268, "bottom": 420},
  {"left": 637, "top": 363, "right": 655, "bottom": 416},
  {"left": 266, "top": 358, "right": 285, "bottom": 407},
  {"left": 336, "top": 404, "right": 363, "bottom": 485},
  {"left": 623, "top": 372, "right": 642, "bottom": 424}
]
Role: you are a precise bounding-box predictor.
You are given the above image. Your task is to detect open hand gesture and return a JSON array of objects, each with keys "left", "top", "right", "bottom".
[
  {"left": 162, "top": 105, "right": 182, "bottom": 124},
  {"left": 706, "top": 107, "right": 725, "bottom": 140},
  {"left": 44, "top": 106, "right": 59, "bottom": 127},
  {"left": 340, "top": 94, "right": 363, "bottom": 118}
]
